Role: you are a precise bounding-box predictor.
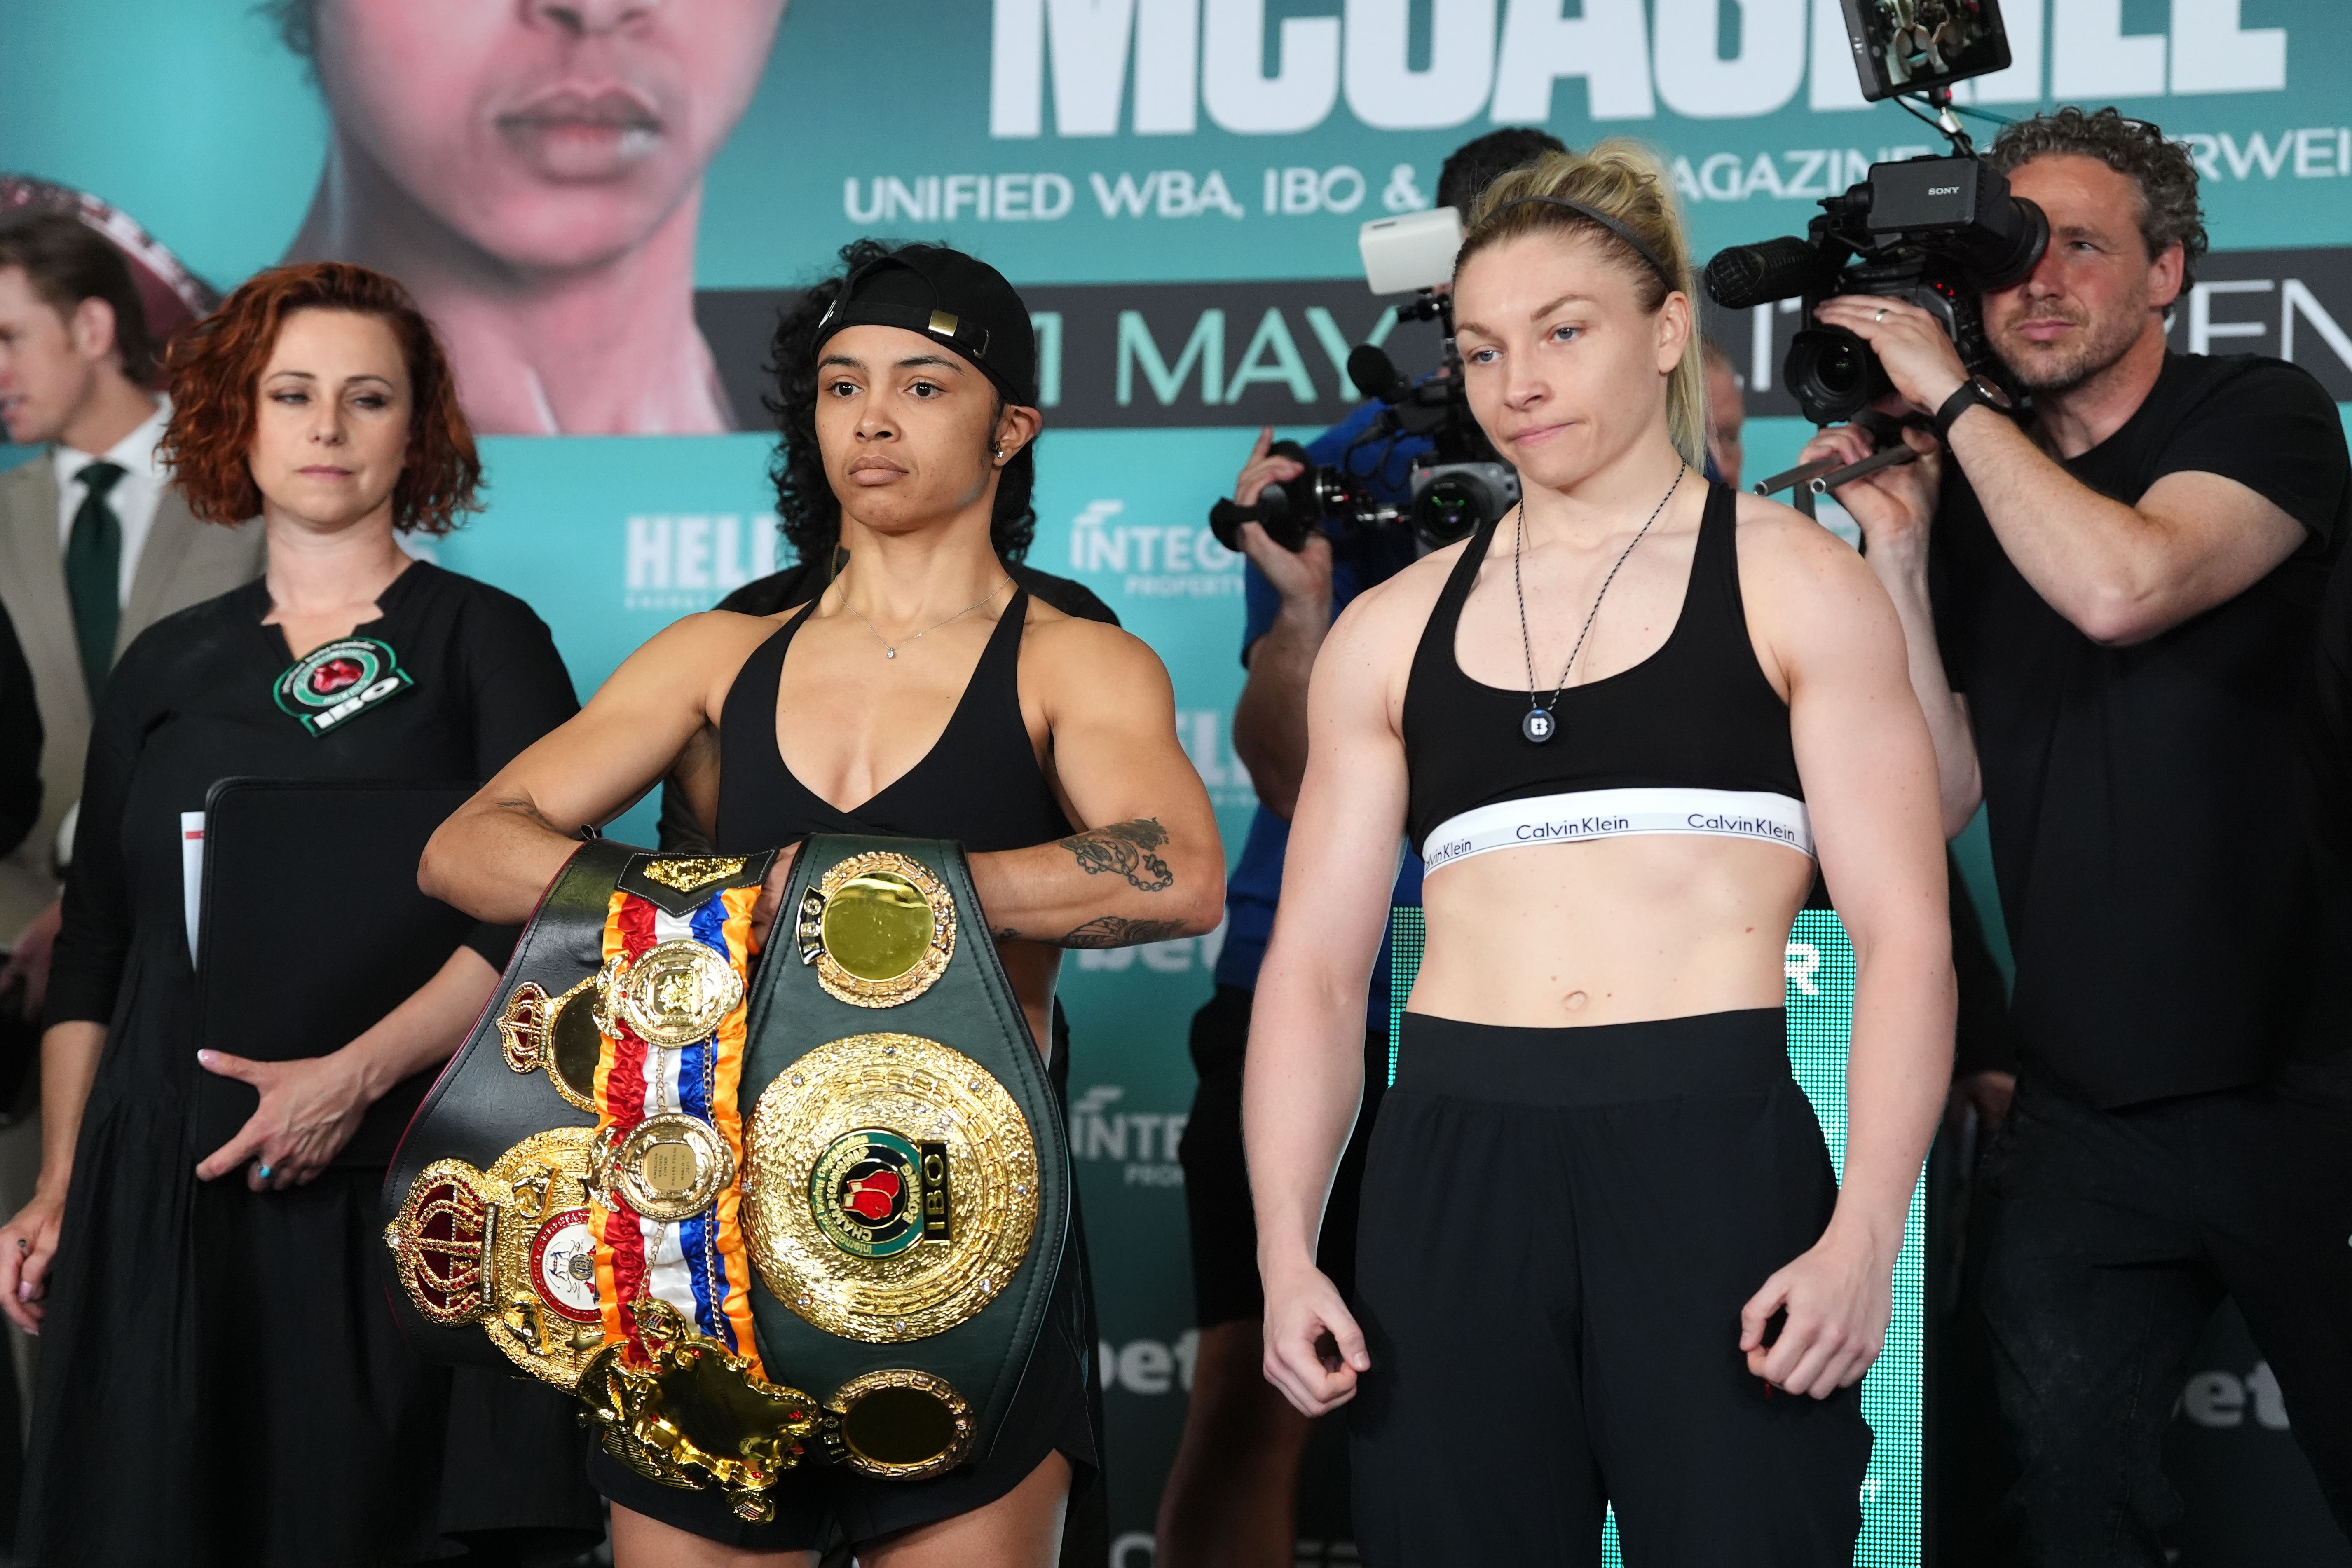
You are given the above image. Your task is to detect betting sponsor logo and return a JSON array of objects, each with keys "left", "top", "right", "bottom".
[
  {"left": 1112, "top": 1535, "right": 1356, "bottom": 1568},
  {"left": 2179, "top": 1360, "right": 2294, "bottom": 1430},
  {"left": 1072, "top": 917, "right": 1228, "bottom": 975},
  {"left": 1070, "top": 1085, "right": 1187, "bottom": 1187},
  {"left": 1096, "top": 1328, "right": 1199, "bottom": 1395},
  {"left": 1110, "top": 1534, "right": 1359, "bottom": 1568},
  {"left": 1068, "top": 498, "right": 1245, "bottom": 597},
  {"left": 622, "top": 513, "right": 784, "bottom": 613}
]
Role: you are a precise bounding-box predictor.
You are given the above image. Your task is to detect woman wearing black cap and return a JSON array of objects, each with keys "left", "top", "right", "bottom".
[{"left": 420, "top": 243, "right": 1224, "bottom": 1563}]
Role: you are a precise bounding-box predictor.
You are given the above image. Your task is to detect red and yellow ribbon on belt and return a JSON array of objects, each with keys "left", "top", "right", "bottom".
[{"left": 590, "top": 882, "right": 765, "bottom": 1375}]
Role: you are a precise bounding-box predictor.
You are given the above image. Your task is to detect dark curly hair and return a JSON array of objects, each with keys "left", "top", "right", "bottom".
[
  {"left": 162, "top": 262, "right": 481, "bottom": 534},
  {"left": 766, "top": 239, "right": 1038, "bottom": 569},
  {"left": 1987, "top": 106, "right": 2208, "bottom": 284}
]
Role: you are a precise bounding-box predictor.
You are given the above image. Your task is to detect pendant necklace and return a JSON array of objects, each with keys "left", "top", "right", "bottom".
[
  {"left": 839, "top": 574, "right": 1013, "bottom": 659},
  {"left": 1512, "top": 466, "right": 1684, "bottom": 745}
]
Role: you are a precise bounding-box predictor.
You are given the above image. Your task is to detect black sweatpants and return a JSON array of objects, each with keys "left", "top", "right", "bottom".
[
  {"left": 1979, "top": 1057, "right": 2352, "bottom": 1566},
  {"left": 1350, "top": 1010, "right": 1872, "bottom": 1567}
]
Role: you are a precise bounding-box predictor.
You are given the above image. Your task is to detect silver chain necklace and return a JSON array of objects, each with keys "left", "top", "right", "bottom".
[
  {"left": 1511, "top": 466, "right": 1684, "bottom": 745},
  {"left": 837, "top": 573, "right": 1013, "bottom": 659}
]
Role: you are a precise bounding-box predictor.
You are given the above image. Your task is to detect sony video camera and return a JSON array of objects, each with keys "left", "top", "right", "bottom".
[
  {"left": 1208, "top": 206, "right": 1519, "bottom": 554},
  {"left": 1704, "top": 155, "right": 2045, "bottom": 426},
  {"left": 1705, "top": 0, "right": 2042, "bottom": 427}
]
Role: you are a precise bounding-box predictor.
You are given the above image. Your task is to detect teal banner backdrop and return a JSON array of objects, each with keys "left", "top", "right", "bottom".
[{"left": 7, "top": 3, "right": 2352, "bottom": 1561}]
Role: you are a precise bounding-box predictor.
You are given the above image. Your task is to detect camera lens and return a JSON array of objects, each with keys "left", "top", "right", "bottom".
[
  {"left": 1816, "top": 339, "right": 1867, "bottom": 396},
  {"left": 1785, "top": 324, "right": 1882, "bottom": 426},
  {"left": 1414, "top": 476, "right": 1482, "bottom": 544}
]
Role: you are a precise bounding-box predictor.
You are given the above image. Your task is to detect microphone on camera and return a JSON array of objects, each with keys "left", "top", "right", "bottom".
[{"left": 1703, "top": 236, "right": 1843, "bottom": 311}]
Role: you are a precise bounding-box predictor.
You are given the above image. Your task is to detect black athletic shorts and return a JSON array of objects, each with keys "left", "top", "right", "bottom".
[
  {"left": 1179, "top": 984, "right": 1389, "bottom": 1326},
  {"left": 589, "top": 1240, "right": 1097, "bottom": 1549},
  {"left": 1350, "top": 1009, "right": 1873, "bottom": 1566}
]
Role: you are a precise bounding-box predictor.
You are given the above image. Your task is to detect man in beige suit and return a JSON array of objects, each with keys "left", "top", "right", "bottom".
[{"left": 0, "top": 212, "right": 261, "bottom": 1110}]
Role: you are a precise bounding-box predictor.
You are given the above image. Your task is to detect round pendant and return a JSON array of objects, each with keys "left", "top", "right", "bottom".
[{"left": 1521, "top": 708, "right": 1556, "bottom": 745}]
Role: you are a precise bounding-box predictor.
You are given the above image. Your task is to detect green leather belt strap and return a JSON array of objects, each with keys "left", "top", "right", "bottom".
[
  {"left": 739, "top": 834, "right": 1071, "bottom": 1467},
  {"left": 380, "top": 837, "right": 643, "bottom": 1368}
]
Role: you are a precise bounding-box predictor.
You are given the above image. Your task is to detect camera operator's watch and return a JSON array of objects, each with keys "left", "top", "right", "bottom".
[{"left": 1933, "top": 375, "right": 2015, "bottom": 442}]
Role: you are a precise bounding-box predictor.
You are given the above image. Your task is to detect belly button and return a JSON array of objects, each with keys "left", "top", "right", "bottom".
[{"left": 1564, "top": 991, "right": 1589, "bottom": 1011}]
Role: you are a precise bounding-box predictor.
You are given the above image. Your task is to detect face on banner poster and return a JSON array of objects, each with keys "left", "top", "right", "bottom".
[{"left": 6, "top": 2, "right": 2352, "bottom": 1559}]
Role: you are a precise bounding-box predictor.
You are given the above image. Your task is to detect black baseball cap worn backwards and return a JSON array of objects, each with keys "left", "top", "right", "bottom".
[{"left": 815, "top": 245, "right": 1039, "bottom": 408}]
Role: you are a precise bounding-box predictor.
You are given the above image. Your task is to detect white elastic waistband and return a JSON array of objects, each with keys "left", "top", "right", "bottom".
[{"left": 1421, "top": 787, "right": 1814, "bottom": 871}]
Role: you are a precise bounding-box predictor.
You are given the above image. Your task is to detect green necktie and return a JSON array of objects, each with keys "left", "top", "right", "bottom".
[{"left": 65, "top": 459, "right": 126, "bottom": 703}]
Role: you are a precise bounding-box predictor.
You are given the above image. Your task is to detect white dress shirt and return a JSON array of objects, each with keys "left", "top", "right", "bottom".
[{"left": 53, "top": 394, "right": 171, "bottom": 606}]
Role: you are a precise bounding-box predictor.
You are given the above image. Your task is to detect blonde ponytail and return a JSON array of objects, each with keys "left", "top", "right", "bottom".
[{"left": 1457, "top": 141, "right": 1708, "bottom": 472}]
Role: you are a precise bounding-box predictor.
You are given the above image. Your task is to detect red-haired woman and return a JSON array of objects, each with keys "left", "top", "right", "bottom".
[{"left": 0, "top": 263, "right": 601, "bottom": 1562}]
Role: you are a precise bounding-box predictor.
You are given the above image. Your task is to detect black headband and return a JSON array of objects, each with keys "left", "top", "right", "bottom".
[
  {"left": 1485, "top": 196, "right": 1680, "bottom": 293},
  {"left": 813, "top": 247, "right": 1039, "bottom": 406}
]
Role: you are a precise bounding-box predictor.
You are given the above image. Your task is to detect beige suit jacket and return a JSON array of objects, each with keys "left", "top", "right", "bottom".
[{"left": 0, "top": 456, "right": 265, "bottom": 938}]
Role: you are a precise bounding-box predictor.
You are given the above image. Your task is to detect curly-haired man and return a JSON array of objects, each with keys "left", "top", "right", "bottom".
[{"left": 1804, "top": 106, "right": 2352, "bottom": 1561}]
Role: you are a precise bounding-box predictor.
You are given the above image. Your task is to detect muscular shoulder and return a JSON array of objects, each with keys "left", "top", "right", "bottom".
[
  {"left": 1731, "top": 491, "right": 1883, "bottom": 603},
  {"left": 1729, "top": 492, "right": 1903, "bottom": 682},
  {"left": 1320, "top": 537, "right": 1460, "bottom": 666},
  {"left": 602, "top": 606, "right": 785, "bottom": 719},
  {"left": 1019, "top": 595, "right": 1173, "bottom": 702}
]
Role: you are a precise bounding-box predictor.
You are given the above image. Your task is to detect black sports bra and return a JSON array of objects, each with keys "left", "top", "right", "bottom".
[
  {"left": 714, "top": 588, "right": 1074, "bottom": 853},
  {"left": 1401, "top": 480, "right": 1810, "bottom": 873}
]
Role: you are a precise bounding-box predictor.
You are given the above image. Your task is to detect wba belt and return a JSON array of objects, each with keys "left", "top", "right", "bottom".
[{"left": 382, "top": 837, "right": 1068, "bottom": 1522}]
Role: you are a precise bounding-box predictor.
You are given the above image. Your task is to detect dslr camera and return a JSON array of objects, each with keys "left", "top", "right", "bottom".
[
  {"left": 1208, "top": 206, "right": 1520, "bottom": 554},
  {"left": 1705, "top": 0, "right": 2043, "bottom": 427}
]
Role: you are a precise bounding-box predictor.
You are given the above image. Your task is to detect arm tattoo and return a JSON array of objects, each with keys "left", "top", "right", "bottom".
[
  {"left": 1058, "top": 817, "right": 1174, "bottom": 893},
  {"left": 494, "top": 797, "right": 564, "bottom": 836},
  {"left": 1054, "top": 916, "right": 1188, "bottom": 949}
]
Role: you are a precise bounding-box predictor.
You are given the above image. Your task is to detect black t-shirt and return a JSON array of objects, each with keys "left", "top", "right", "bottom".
[
  {"left": 1933, "top": 352, "right": 2352, "bottom": 1107},
  {"left": 2309, "top": 541, "right": 2352, "bottom": 881}
]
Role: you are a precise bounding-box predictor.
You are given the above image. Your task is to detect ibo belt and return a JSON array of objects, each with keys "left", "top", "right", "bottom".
[{"left": 382, "top": 837, "right": 1068, "bottom": 1522}]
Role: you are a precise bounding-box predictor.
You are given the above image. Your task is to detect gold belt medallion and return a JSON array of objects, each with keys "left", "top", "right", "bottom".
[
  {"left": 794, "top": 853, "right": 955, "bottom": 1008},
  {"left": 384, "top": 1127, "right": 606, "bottom": 1387},
  {"left": 605, "top": 938, "right": 745, "bottom": 1048},
  {"left": 597, "top": 1110, "right": 737, "bottom": 1223},
  {"left": 496, "top": 974, "right": 601, "bottom": 1113},
  {"left": 743, "top": 1033, "right": 1038, "bottom": 1343}
]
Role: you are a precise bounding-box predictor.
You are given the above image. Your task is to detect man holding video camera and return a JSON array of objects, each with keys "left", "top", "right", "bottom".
[
  {"left": 1153, "top": 127, "right": 1562, "bottom": 1566},
  {"left": 1804, "top": 107, "right": 2352, "bottom": 1561}
]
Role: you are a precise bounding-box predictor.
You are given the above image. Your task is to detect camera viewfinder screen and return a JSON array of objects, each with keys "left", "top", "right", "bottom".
[{"left": 1840, "top": 0, "right": 2013, "bottom": 101}]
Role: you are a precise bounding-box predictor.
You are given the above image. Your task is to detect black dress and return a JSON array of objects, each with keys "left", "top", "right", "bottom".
[{"left": 23, "top": 562, "right": 604, "bottom": 1566}]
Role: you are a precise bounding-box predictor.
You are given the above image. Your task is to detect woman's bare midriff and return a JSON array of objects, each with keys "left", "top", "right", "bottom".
[{"left": 1408, "top": 834, "right": 1815, "bottom": 1028}]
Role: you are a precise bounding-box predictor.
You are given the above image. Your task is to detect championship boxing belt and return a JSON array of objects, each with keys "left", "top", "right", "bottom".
[{"left": 382, "top": 837, "right": 1068, "bottom": 1523}]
